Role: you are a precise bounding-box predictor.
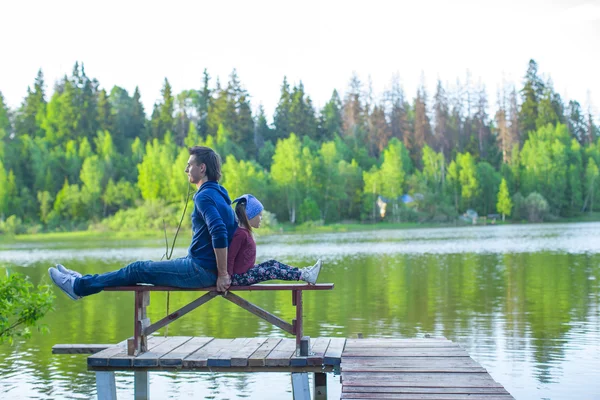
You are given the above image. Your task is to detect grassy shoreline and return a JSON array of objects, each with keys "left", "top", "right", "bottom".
[{"left": 3, "top": 213, "right": 600, "bottom": 244}]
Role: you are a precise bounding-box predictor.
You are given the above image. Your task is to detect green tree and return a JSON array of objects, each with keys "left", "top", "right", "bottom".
[
  {"left": 457, "top": 152, "right": 479, "bottom": 210},
  {"left": 273, "top": 77, "right": 292, "bottom": 141},
  {"left": 150, "top": 78, "right": 174, "bottom": 139},
  {"left": 0, "top": 273, "right": 54, "bottom": 344},
  {"left": 497, "top": 178, "right": 513, "bottom": 221},
  {"left": 583, "top": 158, "right": 599, "bottom": 213},
  {"left": 14, "top": 69, "right": 47, "bottom": 139},
  {"left": 519, "top": 59, "right": 545, "bottom": 139},
  {"left": 288, "top": 82, "right": 317, "bottom": 140},
  {"left": 379, "top": 139, "right": 409, "bottom": 221},
  {"left": 271, "top": 133, "right": 303, "bottom": 223},
  {"left": 476, "top": 161, "right": 501, "bottom": 216},
  {"left": 318, "top": 90, "right": 343, "bottom": 141}
]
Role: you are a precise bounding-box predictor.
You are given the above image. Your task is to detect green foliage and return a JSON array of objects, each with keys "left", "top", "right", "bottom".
[
  {"left": 0, "top": 273, "right": 54, "bottom": 344},
  {"left": 497, "top": 178, "right": 513, "bottom": 220},
  {"left": 2, "top": 60, "right": 599, "bottom": 233},
  {"left": 524, "top": 192, "right": 550, "bottom": 222}
]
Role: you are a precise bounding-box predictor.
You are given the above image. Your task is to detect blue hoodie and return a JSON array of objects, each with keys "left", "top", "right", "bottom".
[{"left": 188, "top": 181, "right": 237, "bottom": 271}]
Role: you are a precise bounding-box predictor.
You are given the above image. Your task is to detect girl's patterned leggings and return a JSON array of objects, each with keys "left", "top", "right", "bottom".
[{"left": 232, "top": 259, "right": 302, "bottom": 286}]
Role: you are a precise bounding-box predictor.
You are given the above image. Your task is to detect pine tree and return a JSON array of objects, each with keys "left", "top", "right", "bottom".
[
  {"left": 151, "top": 78, "right": 174, "bottom": 139},
  {"left": 497, "top": 178, "right": 513, "bottom": 221},
  {"left": 433, "top": 80, "right": 450, "bottom": 158},
  {"left": 197, "top": 69, "right": 211, "bottom": 138},
  {"left": 411, "top": 85, "right": 432, "bottom": 167},
  {"left": 273, "top": 77, "right": 292, "bottom": 140},
  {"left": 387, "top": 75, "right": 409, "bottom": 143},
  {"left": 96, "top": 88, "right": 113, "bottom": 134},
  {"left": 131, "top": 87, "right": 147, "bottom": 142},
  {"left": 318, "top": 90, "right": 343, "bottom": 141},
  {"left": 567, "top": 100, "right": 586, "bottom": 143},
  {"left": 15, "top": 69, "right": 47, "bottom": 138},
  {"left": 519, "top": 59, "right": 545, "bottom": 139},
  {"left": 367, "top": 104, "right": 390, "bottom": 158},
  {"left": 342, "top": 73, "right": 365, "bottom": 143},
  {"left": 288, "top": 82, "right": 317, "bottom": 139}
]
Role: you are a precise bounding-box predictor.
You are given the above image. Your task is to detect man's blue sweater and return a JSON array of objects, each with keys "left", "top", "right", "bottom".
[{"left": 188, "top": 181, "right": 237, "bottom": 271}]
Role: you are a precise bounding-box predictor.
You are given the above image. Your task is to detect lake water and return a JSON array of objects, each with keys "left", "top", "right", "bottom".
[{"left": 1, "top": 222, "right": 599, "bottom": 399}]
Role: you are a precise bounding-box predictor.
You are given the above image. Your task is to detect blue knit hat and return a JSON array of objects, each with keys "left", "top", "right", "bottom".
[{"left": 232, "top": 194, "right": 264, "bottom": 220}]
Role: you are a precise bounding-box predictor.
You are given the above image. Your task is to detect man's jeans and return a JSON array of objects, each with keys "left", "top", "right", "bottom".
[{"left": 73, "top": 256, "right": 217, "bottom": 297}]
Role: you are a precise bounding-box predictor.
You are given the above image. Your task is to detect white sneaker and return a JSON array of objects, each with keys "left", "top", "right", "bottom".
[
  {"left": 48, "top": 267, "right": 81, "bottom": 300},
  {"left": 301, "top": 259, "right": 322, "bottom": 285},
  {"left": 57, "top": 263, "right": 82, "bottom": 278}
]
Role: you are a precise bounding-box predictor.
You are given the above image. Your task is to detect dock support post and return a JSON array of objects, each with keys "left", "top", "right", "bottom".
[
  {"left": 291, "top": 372, "right": 310, "bottom": 400},
  {"left": 313, "top": 372, "right": 327, "bottom": 399},
  {"left": 96, "top": 371, "right": 117, "bottom": 400},
  {"left": 134, "top": 371, "right": 149, "bottom": 400}
]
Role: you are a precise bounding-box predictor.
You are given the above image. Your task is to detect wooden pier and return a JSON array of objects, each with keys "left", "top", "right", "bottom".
[
  {"left": 54, "top": 336, "right": 514, "bottom": 399},
  {"left": 340, "top": 338, "right": 514, "bottom": 400}
]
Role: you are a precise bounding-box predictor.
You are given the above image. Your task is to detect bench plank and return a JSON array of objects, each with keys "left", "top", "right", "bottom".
[{"left": 104, "top": 283, "right": 334, "bottom": 292}]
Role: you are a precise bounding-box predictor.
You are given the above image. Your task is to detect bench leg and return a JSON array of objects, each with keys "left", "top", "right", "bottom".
[
  {"left": 291, "top": 372, "right": 310, "bottom": 400},
  {"left": 134, "top": 371, "right": 149, "bottom": 400},
  {"left": 292, "top": 290, "right": 304, "bottom": 355},
  {"left": 313, "top": 372, "right": 327, "bottom": 399},
  {"left": 96, "top": 371, "right": 117, "bottom": 400}
]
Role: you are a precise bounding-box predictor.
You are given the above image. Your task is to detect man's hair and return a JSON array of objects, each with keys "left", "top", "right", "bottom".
[{"left": 188, "top": 146, "right": 222, "bottom": 181}]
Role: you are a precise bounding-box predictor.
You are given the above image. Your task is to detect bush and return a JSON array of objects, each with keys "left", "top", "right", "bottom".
[
  {"left": 512, "top": 192, "right": 526, "bottom": 221},
  {"left": 0, "top": 215, "right": 26, "bottom": 235},
  {"left": 524, "top": 192, "right": 549, "bottom": 222},
  {"left": 0, "top": 273, "right": 55, "bottom": 344}
]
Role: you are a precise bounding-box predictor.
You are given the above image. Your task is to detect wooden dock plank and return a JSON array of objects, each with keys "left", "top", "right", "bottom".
[
  {"left": 342, "top": 349, "right": 469, "bottom": 357},
  {"left": 341, "top": 372, "right": 504, "bottom": 387},
  {"left": 290, "top": 337, "right": 331, "bottom": 367},
  {"left": 230, "top": 337, "right": 268, "bottom": 367},
  {"left": 340, "top": 339, "right": 513, "bottom": 399},
  {"left": 248, "top": 338, "right": 282, "bottom": 367},
  {"left": 324, "top": 337, "right": 345, "bottom": 366},
  {"left": 265, "top": 338, "right": 296, "bottom": 367},
  {"left": 341, "top": 395, "right": 515, "bottom": 399},
  {"left": 88, "top": 336, "right": 168, "bottom": 368},
  {"left": 182, "top": 339, "right": 234, "bottom": 368},
  {"left": 53, "top": 344, "right": 113, "bottom": 354},
  {"left": 208, "top": 338, "right": 252, "bottom": 367},
  {"left": 134, "top": 336, "right": 193, "bottom": 367},
  {"left": 341, "top": 357, "right": 481, "bottom": 369},
  {"left": 159, "top": 337, "right": 214, "bottom": 367},
  {"left": 342, "top": 387, "right": 511, "bottom": 395}
]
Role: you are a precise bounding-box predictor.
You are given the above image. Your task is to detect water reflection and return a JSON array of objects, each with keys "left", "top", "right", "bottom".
[{"left": 0, "top": 222, "right": 599, "bottom": 399}]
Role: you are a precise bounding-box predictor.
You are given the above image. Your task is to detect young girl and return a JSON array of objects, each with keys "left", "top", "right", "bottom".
[{"left": 228, "top": 194, "right": 322, "bottom": 286}]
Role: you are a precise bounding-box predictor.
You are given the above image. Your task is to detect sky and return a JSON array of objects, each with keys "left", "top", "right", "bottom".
[{"left": 1, "top": 0, "right": 599, "bottom": 121}]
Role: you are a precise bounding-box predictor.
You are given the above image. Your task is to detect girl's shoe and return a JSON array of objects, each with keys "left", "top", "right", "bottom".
[{"left": 300, "top": 259, "right": 322, "bottom": 285}]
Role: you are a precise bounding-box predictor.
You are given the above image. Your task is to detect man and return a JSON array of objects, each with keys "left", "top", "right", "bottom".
[{"left": 48, "top": 146, "right": 236, "bottom": 299}]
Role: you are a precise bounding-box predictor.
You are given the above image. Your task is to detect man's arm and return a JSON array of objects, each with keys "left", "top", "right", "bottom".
[{"left": 214, "top": 247, "right": 230, "bottom": 291}]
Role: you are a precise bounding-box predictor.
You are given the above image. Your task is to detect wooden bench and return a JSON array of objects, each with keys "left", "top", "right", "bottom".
[{"left": 103, "top": 283, "right": 334, "bottom": 357}]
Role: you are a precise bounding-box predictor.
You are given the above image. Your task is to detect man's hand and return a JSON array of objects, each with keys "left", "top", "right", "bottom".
[{"left": 216, "top": 274, "right": 231, "bottom": 292}]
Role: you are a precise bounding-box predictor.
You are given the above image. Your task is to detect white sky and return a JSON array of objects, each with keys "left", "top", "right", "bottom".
[{"left": 1, "top": 0, "right": 599, "bottom": 121}]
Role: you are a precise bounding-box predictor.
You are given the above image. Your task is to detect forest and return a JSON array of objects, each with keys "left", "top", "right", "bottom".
[{"left": 0, "top": 59, "right": 599, "bottom": 234}]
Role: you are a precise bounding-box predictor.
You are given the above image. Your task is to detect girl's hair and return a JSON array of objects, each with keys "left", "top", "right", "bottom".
[{"left": 235, "top": 200, "right": 253, "bottom": 233}]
